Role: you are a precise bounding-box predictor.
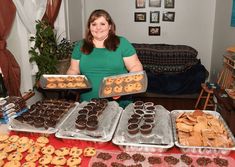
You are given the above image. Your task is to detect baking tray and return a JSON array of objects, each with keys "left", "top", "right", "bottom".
[
  {"left": 171, "top": 110, "right": 235, "bottom": 155},
  {"left": 40, "top": 74, "right": 91, "bottom": 89},
  {"left": 88, "top": 149, "right": 235, "bottom": 167},
  {"left": 55, "top": 101, "right": 123, "bottom": 142},
  {"left": 112, "top": 104, "right": 174, "bottom": 153},
  {"left": 99, "top": 71, "right": 147, "bottom": 98},
  {"left": 225, "top": 89, "right": 235, "bottom": 99},
  {"left": 8, "top": 103, "right": 79, "bottom": 134}
]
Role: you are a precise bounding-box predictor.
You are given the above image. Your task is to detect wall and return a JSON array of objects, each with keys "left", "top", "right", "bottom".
[
  {"left": 211, "top": 0, "right": 235, "bottom": 82},
  {"left": 83, "top": 0, "right": 216, "bottom": 73}
]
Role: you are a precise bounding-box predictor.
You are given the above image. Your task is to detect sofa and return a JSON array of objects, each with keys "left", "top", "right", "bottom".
[{"left": 132, "top": 43, "right": 208, "bottom": 95}]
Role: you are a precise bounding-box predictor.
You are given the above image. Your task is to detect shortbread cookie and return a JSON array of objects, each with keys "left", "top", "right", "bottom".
[
  {"left": 38, "top": 154, "right": 52, "bottom": 165},
  {"left": 69, "top": 147, "right": 83, "bottom": 157},
  {"left": 0, "top": 134, "right": 9, "bottom": 142},
  {"left": 83, "top": 147, "right": 96, "bottom": 157},
  {"left": 41, "top": 145, "right": 55, "bottom": 155},
  {"left": 67, "top": 156, "right": 81, "bottom": 166},
  {"left": 54, "top": 147, "right": 70, "bottom": 156},
  {"left": 7, "top": 151, "right": 23, "bottom": 161},
  {"left": 51, "top": 156, "right": 67, "bottom": 166},
  {"left": 25, "top": 152, "right": 41, "bottom": 162},
  {"left": 21, "top": 161, "right": 36, "bottom": 167},
  {"left": 3, "top": 160, "right": 21, "bottom": 167},
  {"left": 8, "top": 135, "right": 19, "bottom": 143}
]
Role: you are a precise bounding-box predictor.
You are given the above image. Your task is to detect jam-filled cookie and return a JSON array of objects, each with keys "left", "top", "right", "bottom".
[
  {"left": 124, "top": 83, "right": 134, "bottom": 92},
  {"left": 124, "top": 76, "right": 133, "bottom": 83},
  {"left": 113, "top": 85, "right": 123, "bottom": 93},
  {"left": 103, "top": 86, "right": 112, "bottom": 95},
  {"left": 134, "top": 82, "right": 142, "bottom": 91},
  {"left": 46, "top": 83, "right": 57, "bottom": 88},
  {"left": 105, "top": 78, "right": 114, "bottom": 85},
  {"left": 133, "top": 74, "right": 144, "bottom": 81},
  {"left": 114, "top": 77, "right": 124, "bottom": 85}
]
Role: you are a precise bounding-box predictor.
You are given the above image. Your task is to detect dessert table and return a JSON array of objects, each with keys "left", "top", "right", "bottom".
[{"left": 0, "top": 122, "right": 235, "bottom": 167}]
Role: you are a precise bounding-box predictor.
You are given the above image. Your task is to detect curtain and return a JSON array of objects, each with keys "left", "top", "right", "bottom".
[
  {"left": 43, "top": 0, "right": 62, "bottom": 27},
  {"left": 0, "top": 0, "right": 21, "bottom": 96}
]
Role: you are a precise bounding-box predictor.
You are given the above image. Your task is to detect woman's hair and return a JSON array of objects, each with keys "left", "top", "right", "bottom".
[{"left": 81, "top": 9, "right": 120, "bottom": 54}]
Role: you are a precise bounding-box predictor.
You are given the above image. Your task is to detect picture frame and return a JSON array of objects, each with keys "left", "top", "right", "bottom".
[
  {"left": 134, "top": 12, "right": 147, "bottom": 22},
  {"left": 150, "top": 11, "right": 160, "bottom": 23},
  {"left": 162, "top": 12, "right": 175, "bottom": 22},
  {"left": 149, "top": 26, "right": 160, "bottom": 36},
  {"left": 164, "top": 0, "right": 174, "bottom": 8},
  {"left": 149, "top": 0, "right": 161, "bottom": 7},
  {"left": 136, "top": 0, "right": 146, "bottom": 8}
]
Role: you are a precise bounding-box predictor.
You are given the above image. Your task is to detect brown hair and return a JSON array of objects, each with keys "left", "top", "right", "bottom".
[{"left": 81, "top": 9, "right": 120, "bottom": 54}]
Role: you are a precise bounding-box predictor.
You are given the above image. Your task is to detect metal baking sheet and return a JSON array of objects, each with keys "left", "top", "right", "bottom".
[
  {"left": 112, "top": 104, "right": 174, "bottom": 153},
  {"left": 99, "top": 71, "right": 148, "bottom": 98},
  {"left": 171, "top": 110, "right": 235, "bottom": 155},
  {"left": 55, "top": 101, "right": 123, "bottom": 142},
  {"left": 8, "top": 103, "right": 79, "bottom": 134},
  {"left": 40, "top": 74, "right": 91, "bottom": 89}
]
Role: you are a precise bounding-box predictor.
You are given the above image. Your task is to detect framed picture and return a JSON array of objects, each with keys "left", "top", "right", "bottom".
[
  {"left": 149, "top": 26, "right": 160, "bottom": 36},
  {"left": 136, "top": 0, "right": 146, "bottom": 8},
  {"left": 149, "top": 0, "right": 161, "bottom": 7},
  {"left": 164, "top": 0, "right": 174, "bottom": 8},
  {"left": 150, "top": 11, "right": 160, "bottom": 23},
  {"left": 162, "top": 12, "right": 175, "bottom": 22},
  {"left": 134, "top": 12, "right": 146, "bottom": 22}
]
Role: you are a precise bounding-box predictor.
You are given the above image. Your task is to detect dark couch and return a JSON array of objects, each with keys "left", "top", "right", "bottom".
[{"left": 132, "top": 43, "right": 208, "bottom": 95}]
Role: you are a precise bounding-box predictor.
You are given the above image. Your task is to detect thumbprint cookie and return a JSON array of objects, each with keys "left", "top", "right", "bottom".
[{"left": 103, "top": 86, "right": 113, "bottom": 95}]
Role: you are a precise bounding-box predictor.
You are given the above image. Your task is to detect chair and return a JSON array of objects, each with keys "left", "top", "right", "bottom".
[{"left": 195, "top": 65, "right": 234, "bottom": 110}]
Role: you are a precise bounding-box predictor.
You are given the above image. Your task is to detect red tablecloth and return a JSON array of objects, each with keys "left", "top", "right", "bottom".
[{"left": 8, "top": 132, "right": 235, "bottom": 167}]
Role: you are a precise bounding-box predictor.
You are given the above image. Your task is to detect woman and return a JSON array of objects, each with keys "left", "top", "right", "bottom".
[{"left": 67, "top": 9, "right": 143, "bottom": 106}]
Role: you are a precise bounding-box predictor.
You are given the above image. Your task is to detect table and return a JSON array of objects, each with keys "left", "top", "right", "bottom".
[{"left": 1, "top": 128, "right": 235, "bottom": 167}]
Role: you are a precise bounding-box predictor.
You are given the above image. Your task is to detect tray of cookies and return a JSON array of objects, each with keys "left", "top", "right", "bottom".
[
  {"left": 40, "top": 74, "right": 91, "bottom": 89},
  {"left": 99, "top": 71, "right": 147, "bottom": 98},
  {"left": 55, "top": 99, "right": 123, "bottom": 142},
  {"left": 112, "top": 102, "right": 174, "bottom": 153},
  {"left": 171, "top": 110, "right": 235, "bottom": 155},
  {"left": 8, "top": 99, "right": 78, "bottom": 134}
]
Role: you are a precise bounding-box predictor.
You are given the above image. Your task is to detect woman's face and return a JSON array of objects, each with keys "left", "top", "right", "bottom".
[{"left": 90, "top": 16, "right": 111, "bottom": 41}]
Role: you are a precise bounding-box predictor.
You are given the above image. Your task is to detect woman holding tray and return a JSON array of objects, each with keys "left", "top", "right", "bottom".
[{"left": 67, "top": 9, "right": 143, "bottom": 107}]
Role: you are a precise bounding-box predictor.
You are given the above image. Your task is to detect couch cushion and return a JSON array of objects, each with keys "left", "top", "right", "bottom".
[{"left": 132, "top": 43, "right": 199, "bottom": 73}]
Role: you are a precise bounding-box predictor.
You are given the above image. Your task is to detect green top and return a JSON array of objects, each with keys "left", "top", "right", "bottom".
[{"left": 71, "top": 36, "right": 136, "bottom": 102}]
